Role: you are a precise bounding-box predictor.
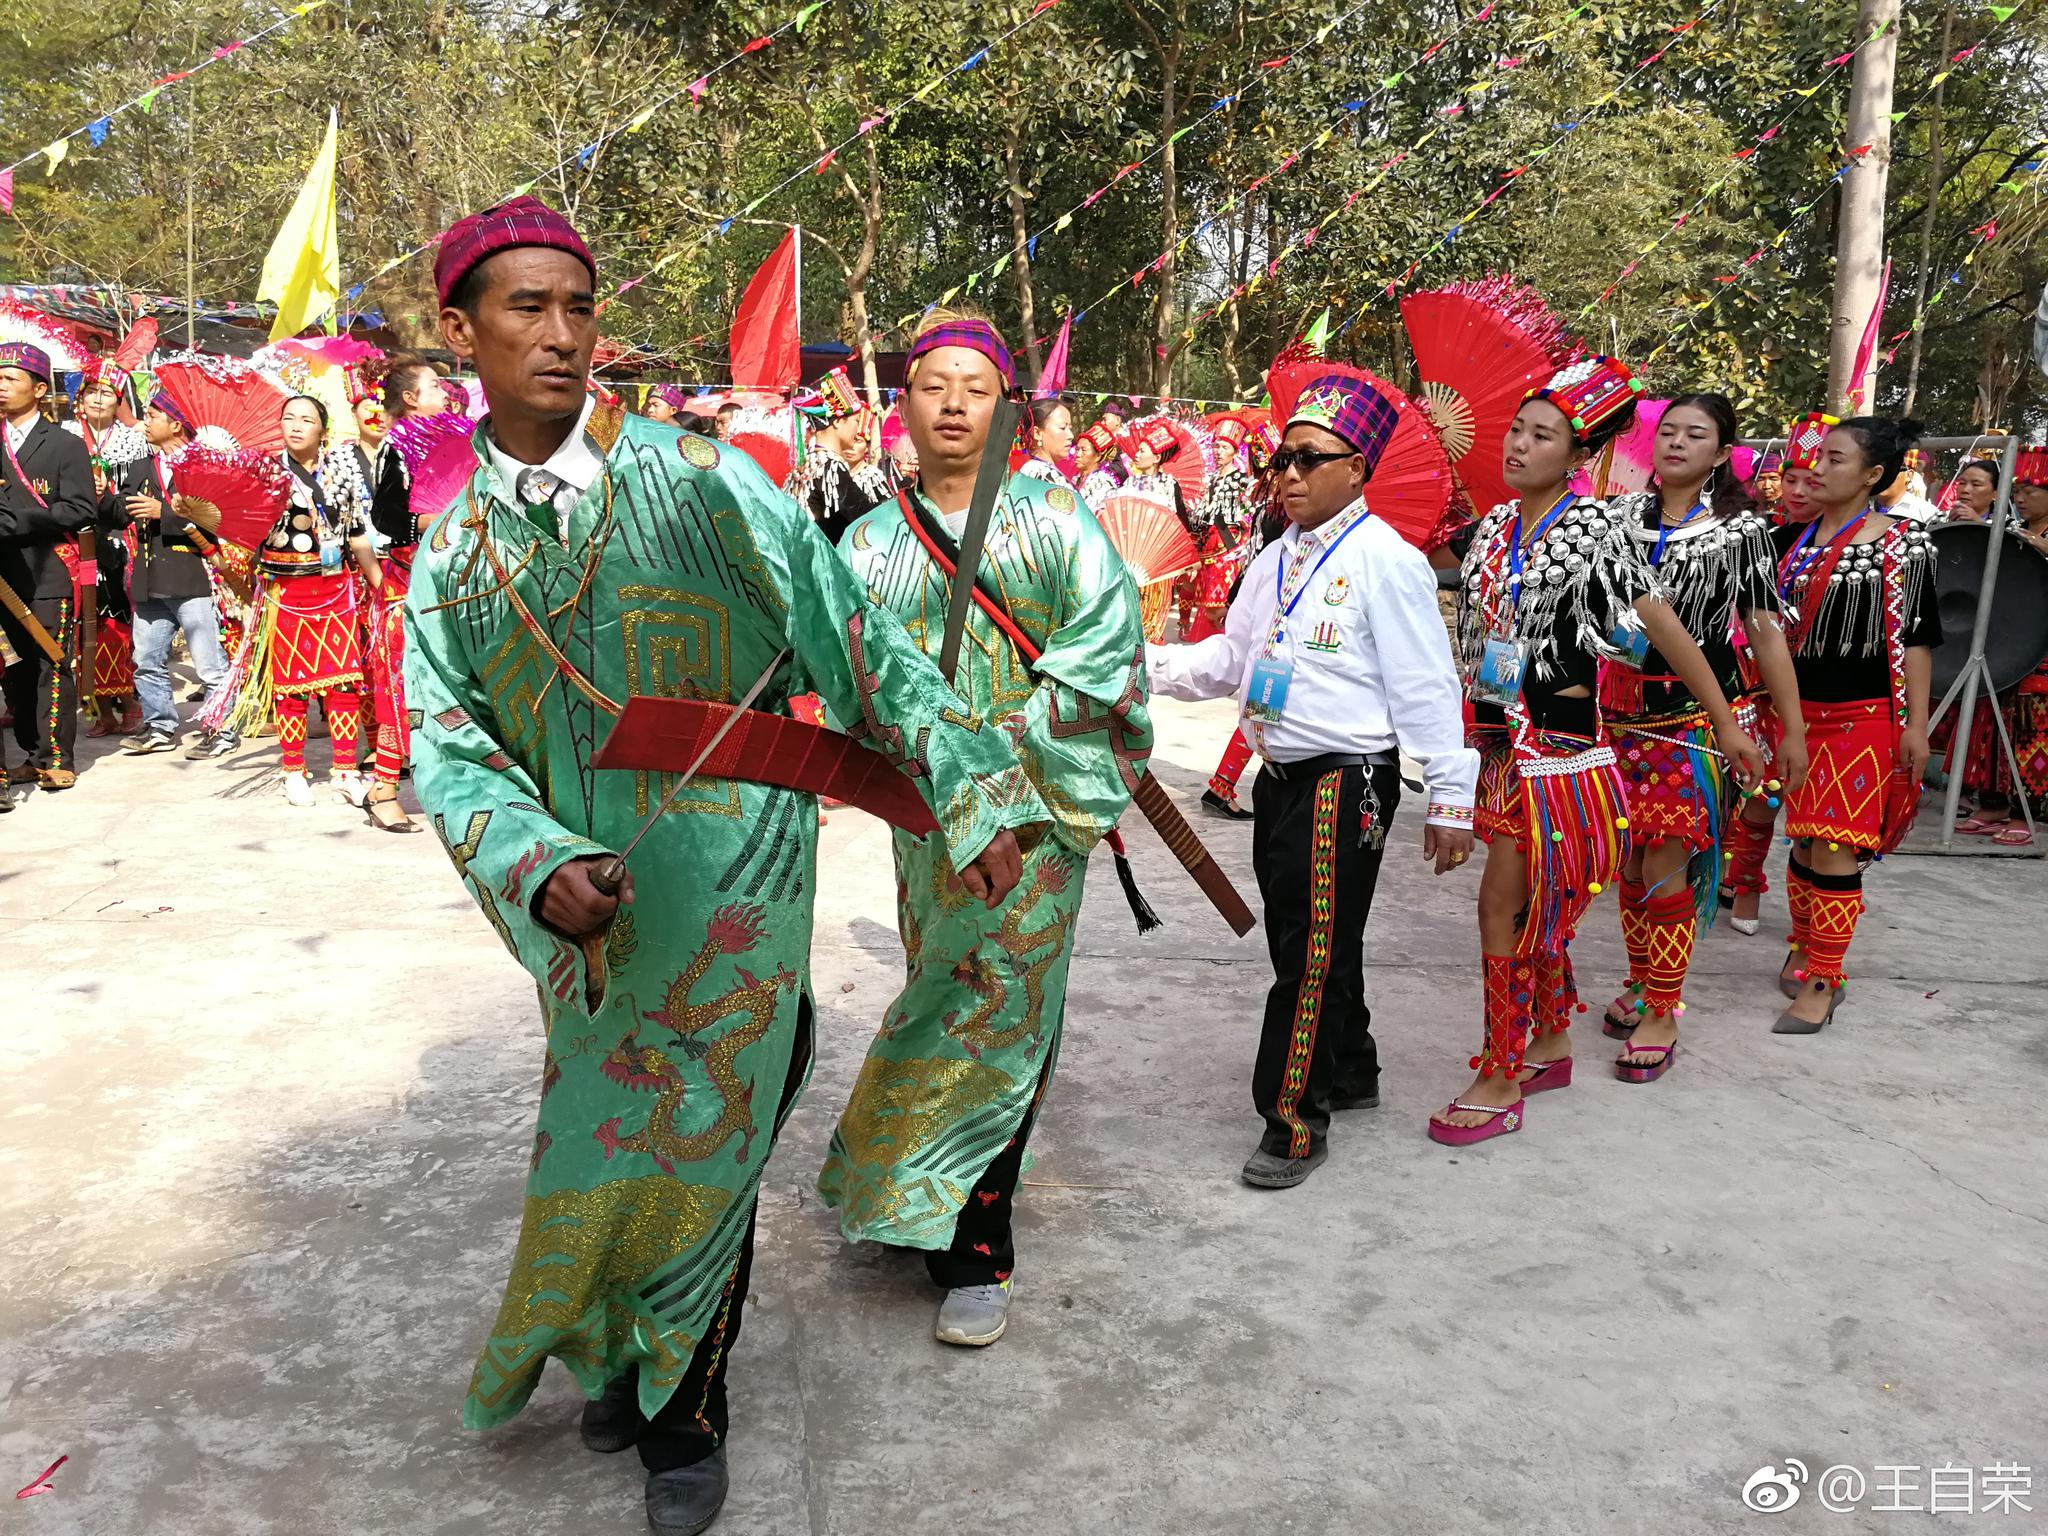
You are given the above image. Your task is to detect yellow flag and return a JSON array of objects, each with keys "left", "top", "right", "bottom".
[{"left": 258, "top": 108, "right": 341, "bottom": 341}]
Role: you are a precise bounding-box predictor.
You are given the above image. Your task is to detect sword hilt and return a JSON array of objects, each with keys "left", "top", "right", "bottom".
[{"left": 587, "top": 853, "right": 628, "bottom": 899}]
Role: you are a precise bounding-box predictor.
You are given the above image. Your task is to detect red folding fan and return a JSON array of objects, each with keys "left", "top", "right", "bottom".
[
  {"left": 1124, "top": 415, "right": 1212, "bottom": 508},
  {"left": 169, "top": 447, "right": 291, "bottom": 550},
  {"left": 731, "top": 426, "right": 794, "bottom": 491},
  {"left": 1096, "top": 494, "right": 1200, "bottom": 643},
  {"left": 1399, "top": 275, "right": 1582, "bottom": 517},
  {"left": 1265, "top": 352, "right": 1456, "bottom": 550},
  {"left": 153, "top": 352, "right": 290, "bottom": 455}
]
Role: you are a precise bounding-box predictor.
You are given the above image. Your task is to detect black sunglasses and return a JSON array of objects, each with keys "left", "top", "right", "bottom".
[{"left": 1267, "top": 446, "right": 1359, "bottom": 476}]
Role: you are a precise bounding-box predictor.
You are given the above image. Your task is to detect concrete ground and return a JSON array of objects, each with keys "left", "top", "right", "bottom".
[{"left": 3, "top": 693, "right": 2044, "bottom": 1536}]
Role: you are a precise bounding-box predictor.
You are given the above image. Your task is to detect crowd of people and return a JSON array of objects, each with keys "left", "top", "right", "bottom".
[{"left": 4, "top": 191, "right": 2043, "bottom": 1536}]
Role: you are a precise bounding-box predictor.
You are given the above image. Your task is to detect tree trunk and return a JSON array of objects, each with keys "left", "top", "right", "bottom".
[
  {"left": 1902, "top": 0, "right": 1954, "bottom": 415},
  {"left": 1148, "top": 39, "right": 1182, "bottom": 397},
  {"left": 1826, "top": 0, "right": 1903, "bottom": 411},
  {"left": 1001, "top": 111, "right": 1045, "bottom": 385}
]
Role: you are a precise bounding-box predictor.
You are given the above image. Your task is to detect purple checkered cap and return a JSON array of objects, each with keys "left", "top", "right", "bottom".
[
  {"left": 1287, "top": 372, "right": 1401, "bottom": 473},
  {"left": 0, "top": 342, "right": 52, "bottom": 384},
  {"left": 906, "top": 319, "right": 1014, "bottom": 389},
  {"left": 434, "top": 195, "right": 597, "bottom": 309}
]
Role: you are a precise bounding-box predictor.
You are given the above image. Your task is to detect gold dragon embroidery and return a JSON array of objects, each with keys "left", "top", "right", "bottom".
[
  {"left": 941, "top": 852, "right": 1076, "bottom": 1062},
  {"left": 593, "top": 902, "right": 797, "bottom": 1171}
]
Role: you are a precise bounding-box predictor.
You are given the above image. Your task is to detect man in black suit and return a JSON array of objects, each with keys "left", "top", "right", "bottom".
[
  {"left": 0, "top": 342, "right": 96, "bottom": 790},
  {"left": 111, "top": 393, "right": 228, "bottom": 755}
]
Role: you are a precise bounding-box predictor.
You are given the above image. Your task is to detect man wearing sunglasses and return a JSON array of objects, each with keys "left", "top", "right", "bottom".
[{"left": 1148, "top": 362, "right": 1475, "bottom": 1189}]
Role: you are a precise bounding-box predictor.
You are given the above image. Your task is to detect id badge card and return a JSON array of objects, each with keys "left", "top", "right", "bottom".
[
  {"left": 1473, "top": 635, "right": 1528, "bottom": 708},
  {"left": 318, "top": 533, "right": 344, "bottom": 573},
  {"left": 1245, "top": 649, "right": 1294, "bottom": 724},
  {"left": 1606, "top": 617, "right": 1651, "bottom": 668}
]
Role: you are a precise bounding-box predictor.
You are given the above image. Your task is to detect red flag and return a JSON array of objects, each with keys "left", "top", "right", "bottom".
[
  {"left": 729, "top": 229, "right": 800, "bottom": 392},
  {"left": 1846, "top": 256, "right": 1892, "bottom": 409}
]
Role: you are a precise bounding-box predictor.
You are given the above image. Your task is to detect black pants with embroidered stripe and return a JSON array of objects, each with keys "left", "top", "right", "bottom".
[
  {"left": 2, "top": 594, "right": 77, "bottom": 772},
  {"left": 637, "top": 995, "right": 815, "bottom": 1474},
  {"left": 1250, "top": 761, "right": 1401, "bottom": 1159}
]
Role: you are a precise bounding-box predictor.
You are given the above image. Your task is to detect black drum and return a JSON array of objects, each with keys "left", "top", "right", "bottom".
[{"left": 1929, "top": 520, "right": 2048, "bottom": 697}]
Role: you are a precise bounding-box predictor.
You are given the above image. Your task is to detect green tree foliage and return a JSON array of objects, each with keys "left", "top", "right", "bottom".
[{"left": 2, "top": 0, "right": 2041, "bottom": 431}]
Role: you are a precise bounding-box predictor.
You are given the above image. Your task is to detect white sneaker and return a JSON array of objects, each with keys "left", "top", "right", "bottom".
[
  {"left": 935, "top": 1280, "right": 1012, "bottom": 1347},
  {"left": 332, "top": 770, "right": 369, "bottom": 808},
  {"left": 282, "top": 771, "right": 316, "bottom": 808}
]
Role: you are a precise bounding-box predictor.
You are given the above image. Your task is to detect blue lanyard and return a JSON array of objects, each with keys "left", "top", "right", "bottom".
[
  {"left": 1779, "top": 508, "right": 1868, "bottom": 598},
  {"left": 1649, "top": 499, "right": 1707, "bottom": 568},
  {"left": 1273, "top": 506, "right": 1371, "bottom": 632},
  {"left": 1505, "top": 493, "right": 1576, "bottom": 610}
]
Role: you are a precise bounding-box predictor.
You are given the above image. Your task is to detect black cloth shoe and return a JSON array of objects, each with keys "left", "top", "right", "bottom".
[
  {"left": 1327, "top": 1087, "right": 1381, "bottom": 1111},
  {"left": 1201, "top": 788, "right": 1253, "bottom": 821},
  {"left": 646, "top": 1446, "right": 729, "bottom": 1536},
  {"left": 122, "top": 728, "right": 177, "bottom": 755},
  {"left": 581, "top": 1369, "right": 646, "bottom": 1454},
  {"left": 1241, "top": 1143, "right": 1328, "bottom": 1189}
]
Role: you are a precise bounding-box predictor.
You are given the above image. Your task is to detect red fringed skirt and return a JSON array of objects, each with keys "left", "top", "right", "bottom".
[
  {"left": 367, "top": 548, "right": 413, "bottom": 755},
  {"left": 1784, "top": 696, "right": 1918, "bottom": 852},
  {"left": 1999, "top": 673, "right": 2048, "bottom": 809},
  {"left": 1474, "top": 724, "right": 1630, "bottom": 956},
  {"left": 266, "top": 572, "right": 365, "bottom": 697},
  {"left": 1609, "top": 704, "right": 1727, "bottom": 855}
]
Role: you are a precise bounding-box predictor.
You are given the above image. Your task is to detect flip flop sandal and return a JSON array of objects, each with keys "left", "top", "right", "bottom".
[
  {"left": 1772, "top": 984, "right": 1843, "bottom": 1034},
  {"left": 1615, "top": 1040, "right": 1678, "bottom": 1083},
  {"left": 1602, "top": 1002, "right": 1641, "bottom": 1040},
  {"left": 1427, "top": 1099, "right": 1524, "bottom": 1146},
  {"left": 1953, "top": 817, "right": 2001, "bottom": 836},
  {"left": 1517, "top": 1057, "right": 1573, "bottom": 1095},
  {"left": 1992, "top": 826, "right": 2035, "bottom": 846}
]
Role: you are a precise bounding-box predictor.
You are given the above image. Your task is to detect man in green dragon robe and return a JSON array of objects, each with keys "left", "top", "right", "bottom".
[
  {"left": 816, "top": 311, "right": 1153, "bottom": 1349},
  {"left": 403, "top": 200, "right": 1037, "bottom": 1536}
]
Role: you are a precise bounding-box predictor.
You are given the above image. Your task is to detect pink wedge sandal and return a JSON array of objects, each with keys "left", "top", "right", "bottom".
[
  {"left": 1615, "top": 1040, "right": 1678, "bottom": 1083},
  {"left": 1427, "top": 1099, "right": 1525, "bottom": 1146},
  {"left": 1517, "top": 1057, "right": 1574, "bottom": 1095}
]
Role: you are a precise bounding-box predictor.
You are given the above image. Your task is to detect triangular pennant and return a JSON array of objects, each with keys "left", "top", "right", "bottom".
[
  {"left": 42, "top": 139, "right": 69, "bottom": 174},
  {"left": 87, "top": 117, "right": 110, "bottom": 148}
]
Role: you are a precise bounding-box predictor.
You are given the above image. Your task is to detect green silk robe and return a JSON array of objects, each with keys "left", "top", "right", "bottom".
[
  {"left": 403, "top": 407, "right": 1042, "bottom": 1429},
  {"left": 816, "top": 473, "right": 1153, "bottom": 1251}
]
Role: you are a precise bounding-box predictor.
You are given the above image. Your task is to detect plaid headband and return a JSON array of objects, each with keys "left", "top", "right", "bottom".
[
  {"left": 147, "top": 390, "right": 192, "bottom": 432},
  {"left": 906, "top": 320, "right": 1014, "bottom": 389}
]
